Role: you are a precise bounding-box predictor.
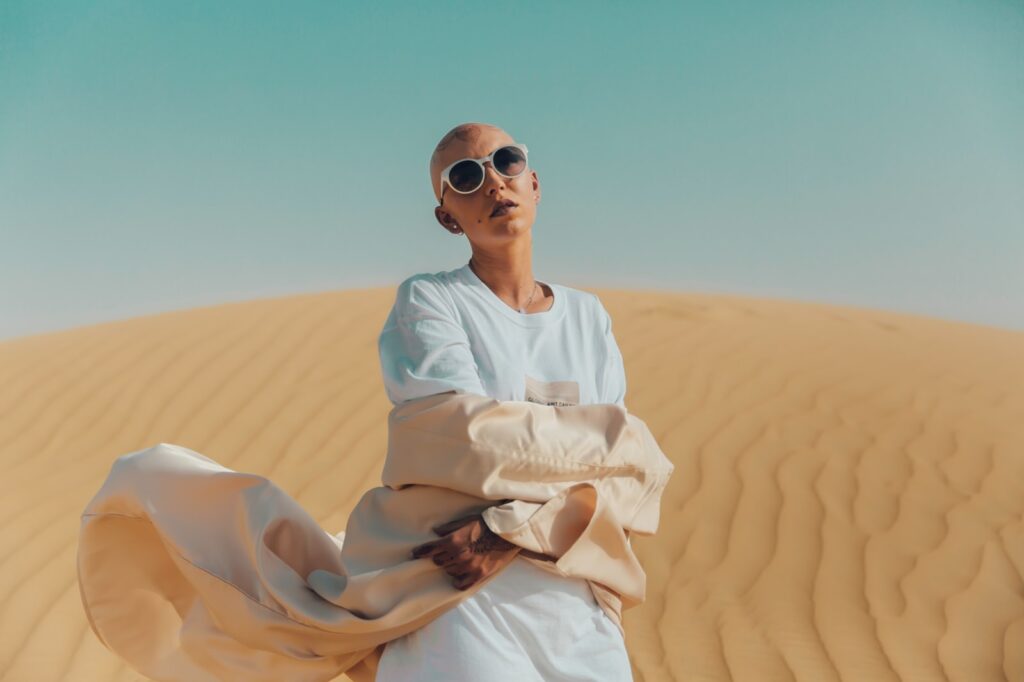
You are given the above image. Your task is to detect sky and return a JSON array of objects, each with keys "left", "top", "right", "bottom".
[{"left": 1, "top": 0, "right": 1022, "bottom": 341}]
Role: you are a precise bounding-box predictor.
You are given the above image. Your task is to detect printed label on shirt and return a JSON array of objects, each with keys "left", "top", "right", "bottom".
[{"left": 524, "top": 375, "right": 580, "bottom": 407}]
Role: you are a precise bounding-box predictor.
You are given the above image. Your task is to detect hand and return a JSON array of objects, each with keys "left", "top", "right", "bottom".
[{"left": 410, "top": 513, "right": 519, "bottom": 590}]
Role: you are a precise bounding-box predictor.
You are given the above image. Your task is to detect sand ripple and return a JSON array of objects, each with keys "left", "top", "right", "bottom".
[{"left": 1, "top": 289, "right": 1022, "bottom": 681}]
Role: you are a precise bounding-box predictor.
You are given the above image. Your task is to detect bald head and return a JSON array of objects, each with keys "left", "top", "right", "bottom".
[{"left": 429, "top": 122, "right": 514, "bottom": 203}]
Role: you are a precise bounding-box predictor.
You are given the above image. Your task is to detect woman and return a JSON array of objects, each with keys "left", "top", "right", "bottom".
[{"left": 374, "top": 122, "right": 634, "bottom": 680}]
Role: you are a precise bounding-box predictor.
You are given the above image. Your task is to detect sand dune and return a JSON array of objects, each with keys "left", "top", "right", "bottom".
[{"left": 1, "top": 287, "right": 1022, "bottom": 681}]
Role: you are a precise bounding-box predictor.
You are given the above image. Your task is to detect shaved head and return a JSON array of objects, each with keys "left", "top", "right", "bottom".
[
  {"left": 428, "top": 121, "right": 540, "bottom": 242},
  {"left": 429, "top": 122, "right": 512, "bottom": 202}
]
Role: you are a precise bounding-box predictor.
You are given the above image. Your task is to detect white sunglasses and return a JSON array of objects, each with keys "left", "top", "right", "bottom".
[{"left": 438, "top": 143, "right": 529, "bottom": 205}]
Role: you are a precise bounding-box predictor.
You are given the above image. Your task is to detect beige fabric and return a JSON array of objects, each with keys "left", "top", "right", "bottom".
[{"left": 77, "top": 392, "right": 673, "bottom": 682}]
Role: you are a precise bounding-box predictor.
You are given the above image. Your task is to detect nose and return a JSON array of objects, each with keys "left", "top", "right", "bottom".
[{"left": 480, "top": 162, "right": 506, "bottom": 195}]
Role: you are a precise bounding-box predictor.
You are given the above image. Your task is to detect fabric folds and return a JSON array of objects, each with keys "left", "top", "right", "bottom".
[{"left": 77, "top": 392, "right": 674, "bottom": 682}]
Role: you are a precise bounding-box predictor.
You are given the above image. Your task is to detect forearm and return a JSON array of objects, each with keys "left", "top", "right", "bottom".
[{"left": 382, "top": 392, "right": 673, "bottom": 534}]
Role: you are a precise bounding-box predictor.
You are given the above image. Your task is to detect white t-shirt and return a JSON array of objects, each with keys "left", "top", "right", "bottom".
[
  {"left": 374, "top": 261, "right": 633, "bottom": 681},
  {"left": 377, "top": 260, "right": 626, "bottom": 409}
]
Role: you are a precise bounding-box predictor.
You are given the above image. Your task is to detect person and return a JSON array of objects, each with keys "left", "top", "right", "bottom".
[{"left": 374, "top": 122, "right": 634, "bottom": 680}]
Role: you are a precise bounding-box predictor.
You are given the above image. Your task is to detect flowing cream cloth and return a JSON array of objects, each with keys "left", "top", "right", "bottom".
[{"left": 77, "top": 392, "right": 674, "bottom": 682}]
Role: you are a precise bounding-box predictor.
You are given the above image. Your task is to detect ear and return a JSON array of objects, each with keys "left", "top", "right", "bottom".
[{"left": 435, "top": 206, "right": 457, "bottom": 230}]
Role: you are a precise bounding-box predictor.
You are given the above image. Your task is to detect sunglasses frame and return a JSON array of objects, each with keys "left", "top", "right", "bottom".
[{"left": 438, "top": 143, "right": 529, "bottom": 205}]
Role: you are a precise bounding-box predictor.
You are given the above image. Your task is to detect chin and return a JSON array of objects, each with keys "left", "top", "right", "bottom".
[
  {"left": 491, "top": 212, "right": 532, "bottom": 229},
  {"left": 490, "top": 220, "right": 532, "bottom": 237}
]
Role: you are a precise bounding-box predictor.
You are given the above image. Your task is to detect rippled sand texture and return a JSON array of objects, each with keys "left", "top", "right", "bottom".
[{"left": 1, "top": 288, "right": 1022, "bottom": 681}]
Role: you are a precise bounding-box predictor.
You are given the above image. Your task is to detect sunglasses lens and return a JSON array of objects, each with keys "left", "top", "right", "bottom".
[
  {"left": 449, "top": 160, "right": 484, "bottom": 193},
  {"left": 494, "top": 145, "right": 527, "bottom": 177}
]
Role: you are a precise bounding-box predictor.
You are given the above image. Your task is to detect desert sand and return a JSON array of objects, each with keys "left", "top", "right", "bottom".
[{"left": 0, "top": 286, "right": 1022, "bottom": 681}]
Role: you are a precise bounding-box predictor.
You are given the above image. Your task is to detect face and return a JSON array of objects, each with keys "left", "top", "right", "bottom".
[{"left": 431, "top": 126, "right": 541, "bottom": 246}]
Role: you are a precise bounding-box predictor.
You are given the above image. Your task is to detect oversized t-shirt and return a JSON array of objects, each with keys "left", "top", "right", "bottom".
[
  {"left": 374, "top": 260, "right": 635, "bottom": 681},
  {"left": 377, "top": 260, "right": 626, "bottom": 410}
]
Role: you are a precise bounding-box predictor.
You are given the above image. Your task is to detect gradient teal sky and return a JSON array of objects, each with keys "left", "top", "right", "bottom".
[{"left": 2, "top": 0, "right": 1022, "bottom": 340}]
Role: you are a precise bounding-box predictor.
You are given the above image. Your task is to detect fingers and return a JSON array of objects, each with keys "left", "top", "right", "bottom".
[
  {"left": 467, "top": 528, "right": 516, "bottom": 554},
  {"left": 410, "top": 540, "right": 441, "bottom": 560},
  {"left": 451, "top": 554, "right": 510, "bottom": 590},
  {"left": 413, "top": 515, "right": 481, "bottom": 561},
  {"left": 411, "top": 515, "right": 497, "bottom": 592},
  {"left": 411, "top": 539, "right": 469, "bottom": 566},
  {"left": 409, "top": 539, "right": 489, "bottom": 591},
  {"left": 453, "top": 571, "right": 479, "bottom": 590},
  {"left": 433, "top": 546, "right": 470, "bottom": 568},
  {"left": 449, "top": 560, "right": 481, "bottom": 589}
]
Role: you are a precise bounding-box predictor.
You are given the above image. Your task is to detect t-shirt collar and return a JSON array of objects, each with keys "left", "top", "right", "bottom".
[{"left": 457, "top": 261, "right": 565, "bottom": 327}]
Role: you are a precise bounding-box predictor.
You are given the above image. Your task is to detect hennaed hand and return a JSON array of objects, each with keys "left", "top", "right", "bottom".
[{"left": 410, "top": 513, "right": 519, "bottom": 590}]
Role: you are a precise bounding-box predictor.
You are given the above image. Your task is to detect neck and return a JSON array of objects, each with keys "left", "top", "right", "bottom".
[{"left": 468, "top": 249, "right": 539, "bottom": 311}]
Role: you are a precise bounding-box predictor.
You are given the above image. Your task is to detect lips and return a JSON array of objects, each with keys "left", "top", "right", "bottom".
[{"left": 491, "top": 199, "right": 518, "bottom": 217}]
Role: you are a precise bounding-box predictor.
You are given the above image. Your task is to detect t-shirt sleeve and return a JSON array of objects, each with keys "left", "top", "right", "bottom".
[
  {"left": 596, "top": 299, "right": 627, "bottom": 409},
  {"left": 378, "top": 275, "right": 487, "bottom": 406}
]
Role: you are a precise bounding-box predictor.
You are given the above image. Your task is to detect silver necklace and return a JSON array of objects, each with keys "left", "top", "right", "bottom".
[{"left": 518, "top": 282, "right": 540, "bottom": 314}]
